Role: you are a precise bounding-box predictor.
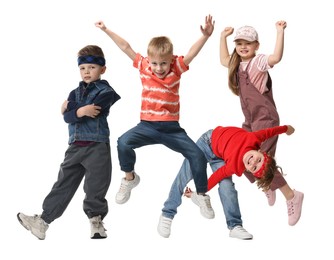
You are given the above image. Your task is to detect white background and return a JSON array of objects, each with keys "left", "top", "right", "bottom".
[{"left": 1, "top": 0, "right": 332, "bottom": 259}]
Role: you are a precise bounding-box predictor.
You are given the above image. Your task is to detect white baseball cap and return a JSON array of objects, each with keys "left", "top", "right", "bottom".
[{"left": 234, "top": 26, "right": 259, "bottom": 42}]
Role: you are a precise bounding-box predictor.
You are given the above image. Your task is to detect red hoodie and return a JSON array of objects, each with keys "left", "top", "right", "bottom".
[{"left": 207, "top": 125, "right": 288, "bottom": 191}]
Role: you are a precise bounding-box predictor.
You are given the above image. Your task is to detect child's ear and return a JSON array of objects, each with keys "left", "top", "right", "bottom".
[{"left": 101, "top": 66, "right": 107, "bottom": 74}]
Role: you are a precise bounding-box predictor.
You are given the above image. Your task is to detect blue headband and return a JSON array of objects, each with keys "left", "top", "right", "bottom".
[{"left": 77, "top": 55, "right": 106, "bottom": 66}]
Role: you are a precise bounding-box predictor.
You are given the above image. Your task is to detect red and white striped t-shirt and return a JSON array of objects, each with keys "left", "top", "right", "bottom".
[{"left": 133, "top": 53, "right": 189, "bottom": 121}]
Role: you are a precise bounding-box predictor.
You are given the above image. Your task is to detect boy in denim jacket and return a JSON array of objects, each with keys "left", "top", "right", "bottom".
[{"left": 17, "top": 45, "right": 120, "bottom": 240}]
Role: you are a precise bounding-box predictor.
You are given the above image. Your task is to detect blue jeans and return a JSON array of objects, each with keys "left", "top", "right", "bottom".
[
  {"left": 117, "top": 121, "right": 208, "bottom": 193},
  {"left": 161, "top": 129, "right": 243, "bottom": 229}
]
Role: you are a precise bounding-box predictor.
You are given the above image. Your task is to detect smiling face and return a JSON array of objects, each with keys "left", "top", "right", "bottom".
[
  {"left": 148, "top": 54, "right": 173, "bottom": 79},
  {"left": 234, "top": 40, "right": 259, "bottom": 62},
  {"left": 243, "top": 150, "right": 265, "bottom": 175}
]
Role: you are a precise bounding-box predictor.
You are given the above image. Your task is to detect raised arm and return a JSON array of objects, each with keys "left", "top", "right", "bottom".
[
  {"left": 183, "top": 15, "right": 215, "bottom": 66},
  {"left": 95, "top": 21, "right": 137, "bottom": 61},
  {"left": 268, "top": 20, "right": 287, "bottom": 67},
  {"left": 219, "top": 27, "right": 234, "bottom": 67}
]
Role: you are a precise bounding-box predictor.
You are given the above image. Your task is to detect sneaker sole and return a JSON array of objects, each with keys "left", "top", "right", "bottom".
[
  {"left": 229, "top": 234, "right": 253, "bottom": 240},
  {"left": 91, "top": 233, "right": 107, "bottom": 239}
]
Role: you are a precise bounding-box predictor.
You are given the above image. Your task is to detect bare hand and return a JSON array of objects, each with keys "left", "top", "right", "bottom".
[
  {"left": 276, "top": 20, "right": 287, "bottom": 31},
  {"left": 221, "top": 27, "right": 234, "bottom": 38},
  {"left": 95, "top": 21, "right": 106, "bottom": 30},
  {"left": 78, "top": 104, "right": 101, "bottom": 118},
  {"left": 184, "top": 187, "right": 193, "bottom": 198},
  {"left": 286, "top": 125, "right": 295, "bottom": 135},
  {"left": 200, "top": 15, "right": 215, "bottom": 37}
]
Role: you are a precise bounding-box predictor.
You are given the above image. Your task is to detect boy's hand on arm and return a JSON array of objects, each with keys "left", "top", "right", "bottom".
[
  {"left": 77, "top": 104, "right": 101, "bottom": 118},
  {"left": 95, "top": 20, "right": 137, "bottom": 61},
  {"left": 183, "top": 15, "right": 215, "bottom": 66},
  {"left": 200, "top": 14, "right": 215, "bottom": 37},
  {"left": 95, "top": 21, "right": 107, "bottom": 31},
  {"left": 286, "top": 125, "right": 295, "bottom": 135}
]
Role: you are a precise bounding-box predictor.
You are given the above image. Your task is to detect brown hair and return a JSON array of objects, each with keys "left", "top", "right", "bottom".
[
  {"left": 227, "top": 48, "right": 241, "bottom": 96},
  {"left": 78, "top": 45, "right": 105, "bottom": 58},
  {"left": 147, "top": 36, "right": 173, "bottom": 57},
  {"left": 255, "top": 154, "right": 276, "bottom": 191}
]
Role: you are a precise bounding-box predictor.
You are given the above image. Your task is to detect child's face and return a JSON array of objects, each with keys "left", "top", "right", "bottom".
[
  {"left": 234, "top": 40, "right": 259, "bottom": 62},
  {"left": 79, "top": 63, "right": 106, "bottom": 83},
  {"left": 243, "top": 150, "right": 265, "bottom": 174},
  {"left": 148, "top": 55, "right": 173, "bottom": 79}
]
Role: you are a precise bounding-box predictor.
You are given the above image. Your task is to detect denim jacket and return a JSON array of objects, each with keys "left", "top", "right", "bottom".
[{"left": 63, "top": 79, "right": 121, "bottom": 144}]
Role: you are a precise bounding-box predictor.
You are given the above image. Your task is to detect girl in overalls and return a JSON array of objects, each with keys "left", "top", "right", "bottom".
[{"left": 219, "top": 21, "right": 303, "bottom": 226}]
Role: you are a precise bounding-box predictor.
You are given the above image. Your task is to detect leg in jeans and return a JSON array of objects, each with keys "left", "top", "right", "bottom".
[
  {"left": 117, "top": 121, "right": 207, "bottom": 192},
  {"left": 161, "top": 129, "right": 212, "bottom": 219},
  {"left": 217, "top": 178, "right": 242, "bottom": 229},
  {"left": 162, "top": 129, "right": 243, "bottom": 229},
  {"left": 162, "top": 158, "right": 193, "bottom": 219},
  {"left": 201, "top": 130, "right": 243, "bottom": 229},
  {"left": 117, "top": 121, "right": 160, "bottom": 173},
  {"left": 158, "top": 121, "right": 208, "bottom": 193}
]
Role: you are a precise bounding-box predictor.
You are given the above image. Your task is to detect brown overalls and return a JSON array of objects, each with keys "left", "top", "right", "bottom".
[{"left": 237, "top": 60, "right": 287, "bottom": 190}]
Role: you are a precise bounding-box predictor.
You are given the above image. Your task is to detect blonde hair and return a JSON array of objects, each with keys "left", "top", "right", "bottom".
[{"left": 147, "top": 36, "right": 173, "bottom": 57}]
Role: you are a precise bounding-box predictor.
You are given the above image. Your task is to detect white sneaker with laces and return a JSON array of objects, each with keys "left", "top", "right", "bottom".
[
  {"left": 190, "top": 193, "right": 215, "bottom": 219},
  {"left": 115, "top": 172, "right": 140, "bottom": 204},
  {"left": 17, "top": 213, "right": 49, "bottom": 240},
  {"left": 157, "top": 214, "right": 172, "bottom": 238},
  {"left": 90, "top": 215, "right": 107, "bottom": 239},
  {"left": 229, "top": 225, "right": 253, "bottom": 240}
]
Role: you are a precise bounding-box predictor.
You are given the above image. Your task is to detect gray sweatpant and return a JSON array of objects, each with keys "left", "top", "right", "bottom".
[{"left": 41, "top": 142, "right": 111, "bottom": 224}]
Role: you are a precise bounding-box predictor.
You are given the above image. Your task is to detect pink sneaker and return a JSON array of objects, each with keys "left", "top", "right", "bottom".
[
  {"left": 265, "top": 189, "right": 276, "bottom": 206},
  {"left": 286, "top": 190, "right": 304, "bottom": 226}
]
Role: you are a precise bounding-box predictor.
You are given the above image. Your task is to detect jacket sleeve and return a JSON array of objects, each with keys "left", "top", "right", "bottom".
[
  {"left": 62, "top": 90, "right": 82, "bottom": 123},
  {"left": 91, "top": 87, "right": 121, "bottom": 112},
  {"left": 62, "top": 85, "right": 121, "bottom": 124}
]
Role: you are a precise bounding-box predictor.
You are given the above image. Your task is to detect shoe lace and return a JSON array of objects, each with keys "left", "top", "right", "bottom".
[
  {"left": 203, "top": 196, "right": 213, "bottom": 209},
  {"left": 118, "top": 180, "right": 130, "bottom": 193},
  {"left": 265, "top": 190, "right": 272, "bottom": 198},
  {"left": 287, "top": 200, "right": 295, "bottom": 216},
  {"left": 91, "top": 216, "right": 107, "bottom": 231},
  {"left": 233, "top": 226, "right": 248, "bottom": 233}
]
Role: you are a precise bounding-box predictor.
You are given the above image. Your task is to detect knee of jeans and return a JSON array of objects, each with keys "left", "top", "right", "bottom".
[{"left": 218, "top": 178, "right": 236, "bottom": 191}]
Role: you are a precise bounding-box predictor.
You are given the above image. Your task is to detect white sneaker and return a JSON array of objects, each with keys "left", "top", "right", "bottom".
[
  {"left": 90, "top": 215, "right": 107, "bottom": 239},
  {"left": 115, "top": 172, "right": 140, "bottom": 204},
  {"left": 229, "top": 225, "right": 253, "bottom": 240},
  {"left": 190, "top": 193, "right": 215, "bottom": 219},
  {"left": 17, "top": 213, "right": 49, "bottom": 240},
  {"left": 157, "top": 214, "right": 172, "bottom": 238}
]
